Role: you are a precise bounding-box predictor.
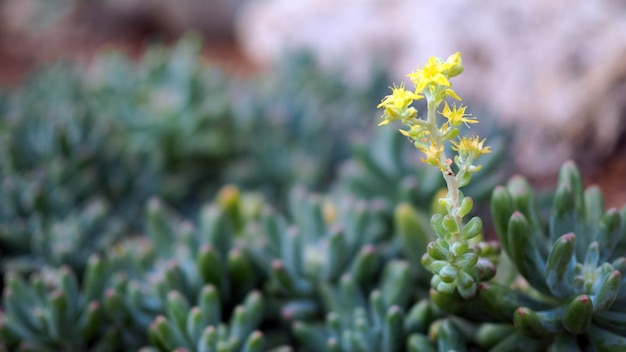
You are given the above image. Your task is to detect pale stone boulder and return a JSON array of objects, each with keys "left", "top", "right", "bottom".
[{"left": 236, "top": 0, "right": 626, "bottom": 175}]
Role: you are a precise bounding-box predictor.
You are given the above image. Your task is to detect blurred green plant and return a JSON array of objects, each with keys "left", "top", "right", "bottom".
[
  {"left": 140, "top": 288, "right": 268, "bottom": 352},
  {"left": 0, "top": 64, "right": 159, "bottom": 273},
  {"left": 0, "top": 255, "right": 120, "bottom": 351},
  {"left": 0, "top": 34, "right": 390, "bottom": 276},
  {"left": 86, "top": 35, "right": 389, "bottom": 206}
]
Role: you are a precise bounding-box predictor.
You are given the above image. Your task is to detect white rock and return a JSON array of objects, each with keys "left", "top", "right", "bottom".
[{"left": 236, "top": 0, "right": 626, "bottom": 175}]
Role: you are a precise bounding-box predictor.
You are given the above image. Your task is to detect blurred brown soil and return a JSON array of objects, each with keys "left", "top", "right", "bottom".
[
  {"left": 0, "top": 3, "right": 257, "bottom": 87},
  {"left": 586, "top": 143, "right": 626, "bottom": 210}
]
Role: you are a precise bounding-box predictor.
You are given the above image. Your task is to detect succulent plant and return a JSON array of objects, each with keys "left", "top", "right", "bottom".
[
  {"left": 0, "top": 255, "right": 120, "bottom": 351},
  {"left": 85, "top": 34, "right": 240, "bottom": 204},
  {"left": 101, "top": 187, "right": 264, "bottom": 347},
  {"left": 432, "top": 161, "right": 626, "bottom": 350},
  {"left": 87, "top": 37, "right": 389, "bottom": 207},
  {"left": 293, "top": 260, "right": 413, "bottom": 351},
  {"left": 140, "top": 287, "right": 267, "bottom": 352},
  {"left": 245, "top": 188, "right": 389, "bottom": 323},
  {"left": 0, "top": 63, "right": 159, "bottom": 272},
  {"left": 223, "top": 53, "right": 388, "bottom": 201}
]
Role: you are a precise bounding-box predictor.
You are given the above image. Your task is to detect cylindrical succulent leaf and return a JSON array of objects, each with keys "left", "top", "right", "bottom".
[
  {"left": 436, "top": 319, "right": 467, "bottom": 352},
  {"left": 197, "top": 245, "right": 225, "bottom": 297},
  {"left": 281, "top": 227, "right": 304, "bottom": 278},
  {"left": 395, "top": 203, "right": 433, "bottom": 279},
  {"left": 198, "top": 285, "right": 221, "bottom": 327},
  {"left": 324, "top": 227, "right": 347, "bottom": 281},
  {"left": 593, "top": 310, "right": 626, "bottom": 335},
  {"left": 491, "top": 185, "right": 515, "bottom": 254},
  {"left": 381, "top": 306, "right": 404, "bottom": 352},
  {"left": 475, "top": 282, "right": 548, "bottom": 322},
  {"left": 562, "top": 294, "right": 593, "bottom": 334},
  {"left": 475, "top": 323, "right": 516, "bottom": 349},
  {"left": 185, "top": 307, "right": 205, "bottom": 344},
  {"left": 241, "top": 331, "right": 264, "bottom": 352},
  {"left": 592, "top": 270, "right": 621, "bottom": 312},
  {"left": 227, "top": 247, "right": 255, "bottom": 298},
  {"left": 166, "top": 291, "right": 191, "bottom": 333},
  {"left": 407, "top": 334, "right": 436, "bottom": 352},
  {"left": 586, "top": 325, "right": 626, "bottom": 351},
  {"left": 513, "top": 307, "right": 563, "bottom": 338},
  {"left": 380, "top": 261, "right": 411, "bottom": 308},
  {"left": 585, "top": 186, "right": 605, "bottom": 225},
  {"left": 507, "top": 212, "right": 549, "bottom": 295},
  {"left": 292, "top": 321, "right": 326, "bottom": 352},
  {"left": 348, "top": 244, "right": 378, "bottom": 286},
  {"left": 460, "top": 216, "right": 482, "bottom": 241},
  {"left": 404, "top": 300, "right": 433, "bottom": 334},
  {"left": 545, "top": 233, "right": 576, "bottom": 298},
  {"left": 430, "top": 213, "right": 447, "bottom": 239},
  {"left": 594, "top": 209, "right": 621, "bottom": 262},
  {"left": 489, "top": 330, "right": 543, "bottom": 352},
  {"left": 200, "top": 205, "right": 233, "bottom": 259}
]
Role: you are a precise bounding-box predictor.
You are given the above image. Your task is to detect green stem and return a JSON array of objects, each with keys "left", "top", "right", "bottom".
[{"left": 427, "top": 97, "right": 463, "bottom": 238}]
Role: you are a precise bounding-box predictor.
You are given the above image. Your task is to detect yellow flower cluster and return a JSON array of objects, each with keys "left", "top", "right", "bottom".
[
  {"left": 442, "top": 102, "right": 476, "bottom": 127},
  {"left": 376, "top": 52, "right": 490, "bottom": 177},
  {"left": 451, "top": 136, "right": 491, "bottom": 170},
  {"left": 407, "top": 52, "right": 463, "bottom": 99},
  {"left": 377, "top": 83, "right": 422, "bottom": 126}
]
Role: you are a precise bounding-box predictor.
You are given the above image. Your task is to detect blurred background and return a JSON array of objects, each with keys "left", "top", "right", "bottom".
[{"left": 1, "top": 0, "right": 626, "bottom": 205}]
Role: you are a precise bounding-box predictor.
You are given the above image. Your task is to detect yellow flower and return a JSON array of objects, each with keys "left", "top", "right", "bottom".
[
  {"left": 407, "top": 57, "right": 451, "bottom": 94},
  {"left": 441, "top": 102, "right": 477, "bottom": 127},
  {"left": 407, "top": 53, "right": 464, "bottom": 94},
  {"left": 399, "top": 125, "right": 430, "bottom": 140},
  {"left": 451, "top": 136, "right": 491, "bottom": 159},
  {"left": 418, "top": 141, "right": 444, "bottom": 169},
  {"left": 377, "top": 83, "right": 422, "bottom": 125}
]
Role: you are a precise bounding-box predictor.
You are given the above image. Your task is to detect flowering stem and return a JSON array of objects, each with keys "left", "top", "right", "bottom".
[
  {"left": 376, "top": 52, "right": 494, "bottom": 298},
  {"left": 427, "top": 98, "right": 462, "bottom": 238}
]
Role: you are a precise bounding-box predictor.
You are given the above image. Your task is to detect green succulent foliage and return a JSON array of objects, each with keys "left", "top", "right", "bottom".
[
  {"left": 294, "top": 260, "right": 440, "bottom": 352},
  {"left": 103, "top": 192, "right": 262, "bottom": 345},
  {"left": 86, "top": 34, "right": 239, "bottom": 204},
  {"left": 0, "top": 255, "right": 119, "bottom": 351},
  {"left": 87, "top": 36, "right": 388, "bottom": 206},
  {"left": 140, "top": 287, "right": 268, "bottom": 352},
  {"left": 223, "top": 53, "right": 388, "bottom": 201},
  {"left": 13, "top": 200, "right": 123, "bottom": 276},
  {"left": 246, "top": 188, "right": 388, "bottom": 322},
  {"left": 483, "top": 161, "right": 626, "bottom": 350},
  {"left": 0, "top": 63, "right": 159, "bottom": 271},
  {"left": 392, "top": 202, "right": 435, "bottom": 285}
]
